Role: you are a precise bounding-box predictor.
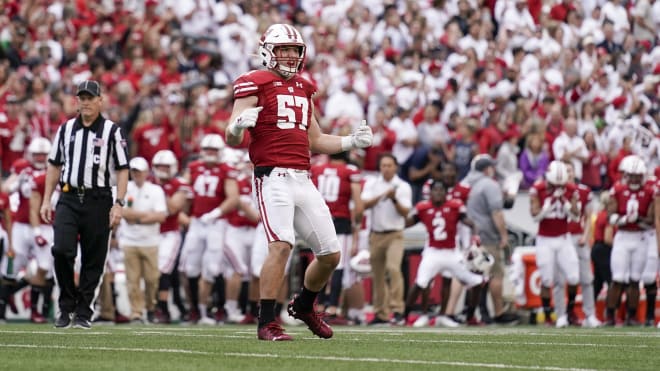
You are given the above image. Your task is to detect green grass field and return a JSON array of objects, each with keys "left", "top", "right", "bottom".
[{"left": 0, "top": 323, "right": 659, "bottom": 371}]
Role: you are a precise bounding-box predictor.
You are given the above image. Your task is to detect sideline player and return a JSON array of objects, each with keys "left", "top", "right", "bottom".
[
  {"left": 180, "top": 134, "right": 239, "bottom": 324},
  {"left": 225, "top": 23, "right": 373, "bottom": 340},
  {"left": 606, "top": 155, "right": 653, "bottom": 326},
  {"left": 403, "top": 180, "right": 486, "bottom": 326},
  {"left": 529, "top": 161, "right": 580, "bottom": 328}
]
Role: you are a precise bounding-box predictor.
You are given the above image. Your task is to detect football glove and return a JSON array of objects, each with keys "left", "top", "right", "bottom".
[
  {"left": 199, "top": 208, "right": 222, "bottom": 224},
  {"left": 341, "top": 120, "right": 373, "bottom": 150},
  {"left": 228, "top": 106, "right": 263, "bottom": 136}
]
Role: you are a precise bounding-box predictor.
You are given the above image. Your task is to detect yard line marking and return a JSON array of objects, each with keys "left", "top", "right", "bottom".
[
  {"left": 337, "top": 328, "right": 660, "bottom": 338},
  {"left": 223, "top": 352, "right": 606, "bottom": 371},
  {"left": 0, "top": 343, "right": 211, "bottom": 355},
  {"left": 381, "top": 338, "right": 651, "bottom": 348},
  {"left": 0, "top": 330, "right": 111, "bottom": 335}
]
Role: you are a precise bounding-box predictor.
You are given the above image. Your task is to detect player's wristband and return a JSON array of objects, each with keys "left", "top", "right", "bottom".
[{"left": 341, "top": 136, "right": 353, "bottom": 151}]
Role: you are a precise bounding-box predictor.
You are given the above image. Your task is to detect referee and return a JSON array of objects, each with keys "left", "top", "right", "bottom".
[{"left": 40, "top": 80, "right": 129, "bottom": 329}]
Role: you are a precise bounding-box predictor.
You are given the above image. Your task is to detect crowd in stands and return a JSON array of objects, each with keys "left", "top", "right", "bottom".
[{"left": 1, "top": 0, "right": 660, "bottom": 325}]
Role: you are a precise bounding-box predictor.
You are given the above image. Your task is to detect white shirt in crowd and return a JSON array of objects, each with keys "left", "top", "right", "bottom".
[
  {"left": 117, "top": 180, "right": 167, "bottom": 248},
  {"left": 361, "top": 174, "right": 412, "bottom": 232},
  {"left": 552, "top": 132, "right": 589, "bottom": 180}
]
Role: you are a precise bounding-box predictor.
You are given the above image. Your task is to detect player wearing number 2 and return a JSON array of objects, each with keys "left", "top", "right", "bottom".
[
  {"left": 225, "top": 23, "right": 373, "bottom": 341},
  {"left": 605, "top": 155, "right": 654, "bottom": 326},
  {"left": 529, "top": 160, "right": 580, "bottom": 328}
]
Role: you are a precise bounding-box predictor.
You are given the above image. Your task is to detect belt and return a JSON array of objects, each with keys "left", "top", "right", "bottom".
[
  {"left": 61, "top": 184, "right": 112, "bottom": 197},
  {"left": 371, "top": 229, "right": 400, "bottom": 234}
]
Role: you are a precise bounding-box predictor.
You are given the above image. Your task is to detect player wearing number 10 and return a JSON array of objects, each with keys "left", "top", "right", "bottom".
[{"left": 225, "top": 23, "right": 373, "bottom": 341}]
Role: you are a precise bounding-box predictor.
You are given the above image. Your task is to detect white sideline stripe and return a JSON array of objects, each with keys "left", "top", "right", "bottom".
[
  {"left": 223, "top": 352, "right": 604, "bottom": 371},
  {"left": 0, "top": 343, "right": 211, "bottom": 355},
  {"left": 382, "top": 338, "right": 650, "bottom": 348},
  {"left": 0, "top": 330, "right": 111, "bottom": 335}
]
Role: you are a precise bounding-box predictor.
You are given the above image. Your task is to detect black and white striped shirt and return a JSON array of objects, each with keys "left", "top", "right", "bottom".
[{"left": 48, "top": 114, "right": 129, "bottom": 188}]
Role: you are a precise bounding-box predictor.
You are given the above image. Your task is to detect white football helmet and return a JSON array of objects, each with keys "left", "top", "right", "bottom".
[
  {"left": 464, "top": 244, "right": 494, "bottom": 276},
  {"left": 27, "top": 137, "right": 51, "bottom": 169},
  {"left": 545, "top": 160, "right": 568, "bottom": 186},
  {"left": 258, "top": 23, "right": 306, "bottom": 78},
  {"left": 152, "top": 149, "right": 178, "bottom": 179},
  {"left": 200, "top": 134, "right": 225, "bottom": 163},
  {"left": 620, "top": 155, "right": 646, "bottom": 190},
  {"left": 349, "top": 250, "right": 371, "bottom": 276}
]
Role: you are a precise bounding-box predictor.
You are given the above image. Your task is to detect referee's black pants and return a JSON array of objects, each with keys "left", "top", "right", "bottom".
[{"left": 52, "top": 191, "right": 112, "bottom": 320}]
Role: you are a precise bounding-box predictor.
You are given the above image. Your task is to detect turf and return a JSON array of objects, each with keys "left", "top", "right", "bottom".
[{"left": 0, "top": 324, "right": 658, "bottom": 371}]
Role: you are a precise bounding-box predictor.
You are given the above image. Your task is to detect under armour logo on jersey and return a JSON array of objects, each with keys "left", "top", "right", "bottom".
[{"left": 295, "top": 82, "right": 303, "bottom": 88}]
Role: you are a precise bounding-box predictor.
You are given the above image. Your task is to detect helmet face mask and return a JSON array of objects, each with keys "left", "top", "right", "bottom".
[
  {"left": 199, "top": 134, "right": 225, "bottom": 163},
  {"left": 259, "top": 24, "right": 306, "bottom": 78},
  {"left": 152, "top": 149, "right": 178, "bottom": 179},
  {"left": 620, "top": 155, "right": 646, "bottom": 190},
  {"left": 27, "top": 137, "right": 51, "bottom": 169}
]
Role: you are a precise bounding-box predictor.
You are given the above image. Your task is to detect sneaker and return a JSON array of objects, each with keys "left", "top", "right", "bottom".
[
  {"left": 225, "top": 311, "right": 245, "bottom": 324},
  {"left": 239, "top": 313, "right": 257, "bottom": 325},
  {"left": 257, "top": 321, "right": 293, "bottom": 341},
  {"left": 186, "top": 309, "right": 201, "bottom": 325},
  {"left": 556, "top": 315, "right": 569, "bottom": 328},
  {"left": 30, "top": 311, "right": 48, "bottom": 324},
  {"left": 413, "top": 314, "right": 430, "bottom": 328},
  {"left": 624, "top": 317, "right": 641, "bottom": 327},
  {"left": 198, "top": 316, "right": 217, "bottom": 325},
  {"left": 214, "top": 310, "right": 225, "bottom": 324},
  {"left": 390, "top": 312, "right": 405, "bottom": 326},
  {"left": 54, "top": 312, "right": 73, "bottom": 329},
  {"left": 114, "top": 313, "right": 131, "bottom": 324},
  {"left": 146, "top": 311, "right": 156, "bottom": 324},
  {"left": 544, "top": 317, "right": 555, "bottom": 327},
  {"left": 568, "top": 311, "right": 582, "bottom": 326},
  {"left": 435, "top": 315, "right": 460, "bottom": 328},
  {"left": 324, "top": 314, "right": 350, "bottom": 326},
  {"left": 287, "top": 295, "right": 333, "bottom": 339},
  {"left": 130, "top": 318, "right": 145, "bottom": 325},
  {"left": 73, "top": 316, "right": 91, "bottom": 330},
  {"left": 466, "top": 317, "right": 485, "bottom": 326},
  {"left": 92, "top": 317, "right": 115, "bottom": 325},
  {"left": 583, "top": 315, "right": 602, "bottom": 328},
  {"left": 604, "top": 317, "right": 616, "bottom": 327},
  {"left": 494, "top": 312, "right": 520, "bottom": 325},
  {"left": 367, "top": 317, "right": 390, "bottom": 326},
  {"left": 644, "top": 318, "right": 655, "bottom": 327}
]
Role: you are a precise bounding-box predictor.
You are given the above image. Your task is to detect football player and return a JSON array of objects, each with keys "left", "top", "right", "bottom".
[
  {"left": 151, "top": 150, "right": 192, "bottom": 324},
  {"left": 0, "top": 138, "right": 53, "bottom": 323},
  {"left": 310, "top": 151, "right": 364, "bottom": 325},
  {"left": 554, "top": 161, "right": 601, "bottom": 327},
  {"left": 402, "top": 180, "right": 486, "bottom": 326},
  {"left": 179, "top": 134, "right": 239, "bottom": 324},
  {"left": 605, "top": 155, "right": 654, "bottom": 326},
  {"left": 530, "top": 160, "right": 580, "bottom": 328},
  {"left": 225, "top": 23, "right": 373, "bottom": 340}
]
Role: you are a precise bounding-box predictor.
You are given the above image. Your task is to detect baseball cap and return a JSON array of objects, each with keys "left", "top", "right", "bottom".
[
  {"left": 76, "top": 80, "right": 101, "bottom": 97},
  {"left": 472, "top": 154, "right": 496, "bottom": 172},
  {"left": 129, "top": 157, "right": 149, "bottom": 172}
]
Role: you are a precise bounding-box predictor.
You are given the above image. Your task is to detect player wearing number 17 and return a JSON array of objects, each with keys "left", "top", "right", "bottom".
[{"left": 225, "top": 23, "right": 373, "bottom": 341}]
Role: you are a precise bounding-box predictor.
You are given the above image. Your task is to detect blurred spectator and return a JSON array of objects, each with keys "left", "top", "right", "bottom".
[
  {"left": 360, "top": 109, "right": 396, "bottom": 173},
  {"left": 447, "top": 117, "right": 478, "bottom": 181},
  {"left": 361, "top": 153, "right": 412, "bottom": 325},
  {"left": 118, "top": 157, "right": 167, "bottom": 323},
  {"left": 495, "top": 125, "right": 521, "bottom": 181},
  {"left": 519, "top": 132, "right": 550, "bottom": 189},
  {"left": 581, "top": 130, "right": 608, "bottom": 191},
  {"left": 552, "top": 118, "right": 588, "bottom": 180}
]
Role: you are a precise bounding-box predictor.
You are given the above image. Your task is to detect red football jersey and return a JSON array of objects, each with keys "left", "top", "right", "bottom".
[
  {"left": 567, "top": 183, "right": 592, "bottom": 235},
  {"left": 310, "top": 162, "right": 361, "bottom": 219},
  {"left": 609, "top": 181, "right": 654, "bottom": 232},
  {"left": 159, "top": 177, "right": 192, "bottom": 233},
  {"left": 233, "top": 70, "right": 316, "bottom": 170},
  {"left": 530, "top": 180, "right": 576, "bottom": 237},
  {"left": 421, "top": 180, "right": 471, "bottom": 203},
  {"left": 226, "top": 174, "right": 258, "bottom": 228},
  {"left": 12, "top": 164, "right": 43, "bottom": 224},
  {"left": 414, "top": 199, "right": 465, "bottom": 249},
  {"left": 188, "top": 160, "right": 236, "bottom": 217}
]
